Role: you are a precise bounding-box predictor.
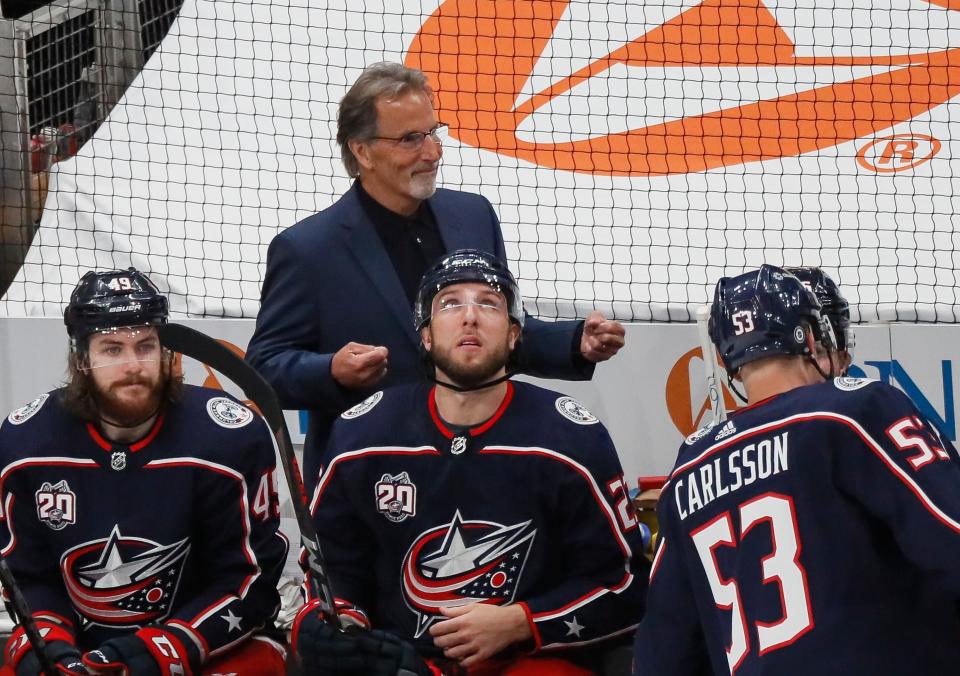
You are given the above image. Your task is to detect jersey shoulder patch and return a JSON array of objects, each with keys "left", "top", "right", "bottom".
[
  {"left": 554, "top": 396, "right": 599, "bottom": 425},
  {"left": 341, "top": 391, "right": 384, "bottom": 420},
  {"left": 833, "top": 376, "right": 876, "bottom": 392},
  {"left": 206, "top": 396, "right": 254, "bottom": 429},
  {"left": 7, "top": 393, "right": 50, "bottom": 425},
  {"left": 685, "top": 424, "right": 713, "bottom": 445}
]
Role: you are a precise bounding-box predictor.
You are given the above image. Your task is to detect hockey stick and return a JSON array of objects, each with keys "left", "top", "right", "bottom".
[
  {"left": 0, "top": 558, "right": 57, "bottom": 676},
  {"left": 696, "top": 305, "right": 727, "bottom": 426},
  {"left": 158, "top": 323, "right": 341, "bottom": 630}
]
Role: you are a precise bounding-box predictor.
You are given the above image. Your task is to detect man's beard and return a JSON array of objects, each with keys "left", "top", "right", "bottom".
[
  {"left": 91, "top": 372, "right": 166, "bottom": 426},
  {"left": 430, "top": 337, "right": 511, "bottom": 389},
  {"left": 409, "top": 166, "right": 438, "bottom": 201}
]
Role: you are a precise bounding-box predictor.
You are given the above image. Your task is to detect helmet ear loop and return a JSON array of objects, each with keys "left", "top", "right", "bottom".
[
  {"left": 726, "top": 369, "right": 748, "bottom": 404},
  {"left": 71, "top": 338, "right": 92, "bottom": 373},
  {"left": 803, "top": 324, "right": 834, "bottom": 382}
]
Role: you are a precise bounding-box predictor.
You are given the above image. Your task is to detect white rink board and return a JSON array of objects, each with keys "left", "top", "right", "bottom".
[{"left": 6, "top": 319, "right": 960, "bottom": 486}]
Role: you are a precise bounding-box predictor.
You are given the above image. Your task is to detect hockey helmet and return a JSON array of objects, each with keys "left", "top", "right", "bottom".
[
  {"left": 709, "top": 264, "right": 834, "bottom": 376},
  {"left": 784, "top": 266, "right": 854, "bottom": 354},
  {"left": 415, "top": 249, "right": 525, "bottom": 330},
  {"left": 64, "top": 268, "right": 169, "bottom": 342}
]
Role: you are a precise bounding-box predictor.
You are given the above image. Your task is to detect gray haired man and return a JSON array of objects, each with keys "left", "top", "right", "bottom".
[{"left": 247, "top": 62, "right": 625, "bottom": 493}]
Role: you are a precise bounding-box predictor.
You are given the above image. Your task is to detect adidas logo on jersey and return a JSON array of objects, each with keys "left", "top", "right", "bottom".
[{"left": 714, "top": 421, "right": 737, "bottom": 441}]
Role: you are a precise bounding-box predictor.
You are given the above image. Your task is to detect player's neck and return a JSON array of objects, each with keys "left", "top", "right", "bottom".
[
  {"left": 742, "top": 357, "right": 823, "bottom": 403},
  {"left": 97, "top": 414, "right": 158, "bottom": 445},
  {"left": 433, "top": 376, "right": 509, "bottom": 427}
]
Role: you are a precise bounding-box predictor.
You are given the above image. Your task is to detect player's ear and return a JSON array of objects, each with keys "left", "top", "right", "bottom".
[
  {"left": 74, "top": 350, "right": 90, "bottom": 373},
  {"left": 507, "top": 323, "right": 520, "bottom": 351},
  {"left": 420, "top": 326, "right": 433, "bottom": 352}
]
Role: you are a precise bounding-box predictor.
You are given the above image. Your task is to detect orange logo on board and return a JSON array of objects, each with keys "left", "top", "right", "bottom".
[
  {"left": 172, "top": 339, "right": 260, "bottom": 414},
  {"left": 856, "top": 134, "right": 942, "bottom": 173},
  {"left": 407, "top": 0, "right": 960, "bottom": 176},
  {"left": 665, "top": 347, "right": 738, "bottom": 437}
]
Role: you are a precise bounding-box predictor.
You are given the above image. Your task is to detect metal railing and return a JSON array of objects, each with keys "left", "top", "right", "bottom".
[{"left": 0, "top": 0, "right": 182, "bottom": 291}]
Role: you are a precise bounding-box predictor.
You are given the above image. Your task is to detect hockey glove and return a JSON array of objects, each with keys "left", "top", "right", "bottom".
[
  {"left": 6, "top": 621, "right": 88, "bottom": 675},
  {"left": 82, "top": 626, "right": 198, "bottom": 676},
  {"left": 292, "top": 599, "right": 440, "bottom": 676}
]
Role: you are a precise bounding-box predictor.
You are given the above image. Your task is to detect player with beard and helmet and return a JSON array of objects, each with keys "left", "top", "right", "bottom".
[
  {"left": 0, "top": 269, "right": 288, "bottom": 676},
  {"left": 291, "top": 249, "right": 647, "bottom": 676},
  {"left": 632, "top": 265, "right": 960, "bottom": 675},
  {"left": 785, "top": 266, "right": 854, "bottom": 376}
]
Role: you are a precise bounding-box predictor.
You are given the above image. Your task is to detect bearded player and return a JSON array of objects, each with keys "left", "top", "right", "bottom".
[
  {"left": 0, "top": 269, "right": 287, "bottom": 675},
  {"left": 292, "top": 250, "right": 647, "bottom": 676}
]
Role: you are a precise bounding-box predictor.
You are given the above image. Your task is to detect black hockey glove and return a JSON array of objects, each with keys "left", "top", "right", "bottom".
[
  {"left": 292, "top": 600, "right": 439, "bottom": 676},
  {"left": 81, "top": 626, "right": 199, "bottom": 676},
  {"left": 12, "top": 641, "right": 88, "bottom": 675},
  {"left": 5, "top": 621, "right": 88, "bottom": 675}
]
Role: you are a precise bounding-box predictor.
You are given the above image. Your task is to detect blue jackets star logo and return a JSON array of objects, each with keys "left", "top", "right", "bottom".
[
  {"left": 402, "top": 510, "right": 536, "bottom": 637},
  {"left": 61, "top": 525, "right": 190, "bottom": 627}
]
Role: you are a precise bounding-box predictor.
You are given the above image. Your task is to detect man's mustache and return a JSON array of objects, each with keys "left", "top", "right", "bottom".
[{"left": 110, "top": 377, "right": 152, "bottom": 390}]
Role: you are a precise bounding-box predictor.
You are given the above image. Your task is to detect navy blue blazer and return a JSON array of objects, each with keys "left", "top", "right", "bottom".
[{"left": 246, "top": 184, "right": 593, "bottom": 490}]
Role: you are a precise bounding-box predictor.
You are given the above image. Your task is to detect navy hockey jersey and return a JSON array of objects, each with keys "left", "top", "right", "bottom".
[
  {"left": 0, "top": 385, "right": 288, "bottom": 663},
  {"left": 308, "top": 380, "right": 647, "bottom": 654},
  {"left": 633, "top": 377, "right": 960, "bottom": 676}
]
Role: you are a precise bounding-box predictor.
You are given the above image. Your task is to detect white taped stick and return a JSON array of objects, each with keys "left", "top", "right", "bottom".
[{"left": 696, "top": 305, "right": 727, "bottom": 427}]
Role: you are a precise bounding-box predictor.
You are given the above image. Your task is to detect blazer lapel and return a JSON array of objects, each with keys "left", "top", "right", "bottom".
[
  {"left": 340, "top": 189, "right": 419, "bottom": 345},
  {"left": 429, "top": 191, "right": 472, "bottom": 252}
]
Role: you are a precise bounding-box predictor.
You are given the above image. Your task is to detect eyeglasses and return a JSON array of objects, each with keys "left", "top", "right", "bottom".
[
  {"left": 436, "top": 295, "right": 506, "bottom": 316},
  {"left": 371, "top": 124, "right": 448, "bottom": 152}
]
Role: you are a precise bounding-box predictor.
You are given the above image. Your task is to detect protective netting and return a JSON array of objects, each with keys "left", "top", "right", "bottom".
[{"left": 2, "top": 0, "right": 960, "bottom": 322}]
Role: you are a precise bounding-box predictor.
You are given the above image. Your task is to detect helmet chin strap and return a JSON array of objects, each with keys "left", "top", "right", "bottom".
[
  {"left": 727, "top": 373, "right": 748, "bottom": 405},
  {"left": 807, "top": 348, "right": 836, "bottom": 382},
  {"left": 429, "top": 370, "right": 514, "bottom": 393},
  {"left": 98, "top": 403, "right": 162, "bottom": 430},
  {"left": 728, "top": 345, "right": 836, "bottom": 405}
]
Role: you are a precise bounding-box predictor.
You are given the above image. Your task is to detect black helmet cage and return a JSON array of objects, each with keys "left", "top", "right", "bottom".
[
  {"left": 784, "top": 266, "right": 854, "bottom": 355},
  {"left": 64, "top": 268, "right": 169, "bottom": 350},
  {"left": 415, "top": 250, "right": 525, "bottom": 330},
  {"left": 709, "top": 264, "right": 834, "bottom": 377}
]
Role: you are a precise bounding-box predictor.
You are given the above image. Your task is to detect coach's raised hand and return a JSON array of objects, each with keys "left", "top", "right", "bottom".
[
  {"left": 580, "top": 311, "right": 626, "bottom": 363},
  {"left": 331, "top": 343, "right": 389, "bottom": 389}
]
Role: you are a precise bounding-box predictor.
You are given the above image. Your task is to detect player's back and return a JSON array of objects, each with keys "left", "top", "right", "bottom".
[{"left": 640, "top": 377, "right": 960, "bottom": 676}]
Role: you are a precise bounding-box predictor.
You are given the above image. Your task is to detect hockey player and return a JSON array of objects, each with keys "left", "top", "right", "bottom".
[
  {"left": 292, "top": 249, "right": 647, "bottom": 676},
  {"left": 633, "top": 264, "right": 960, "bottom": 675},
  {"left": 785, "top": 266, "right": 854, "bottom": 375},
  {"left": 0, "top": 269, "right": 288, "bottom": 676}
]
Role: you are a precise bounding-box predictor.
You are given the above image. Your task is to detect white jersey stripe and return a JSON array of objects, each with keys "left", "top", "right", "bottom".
[
  {"left": 309, "top": 446, "right": 440, "bottom": 513},
  {"left": 670, "top": 411, "right": 960, "bottom": 534},
  {"left": 145, "top": 457, "right": 260, "bottom": 597}
]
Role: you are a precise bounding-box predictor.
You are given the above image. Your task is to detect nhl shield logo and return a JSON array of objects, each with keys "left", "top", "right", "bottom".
[
  {"left": 35, "top": 480, "right": 76, "bottom": 530},
  {"left": 450, "top": 436, "right": 468, "bottom": 455},
  {"left": 375, "top": 472, "right": 416, "bottom": 523},
  {"left": 110, "top": 451, "right": 127, "bottom": 471}
]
